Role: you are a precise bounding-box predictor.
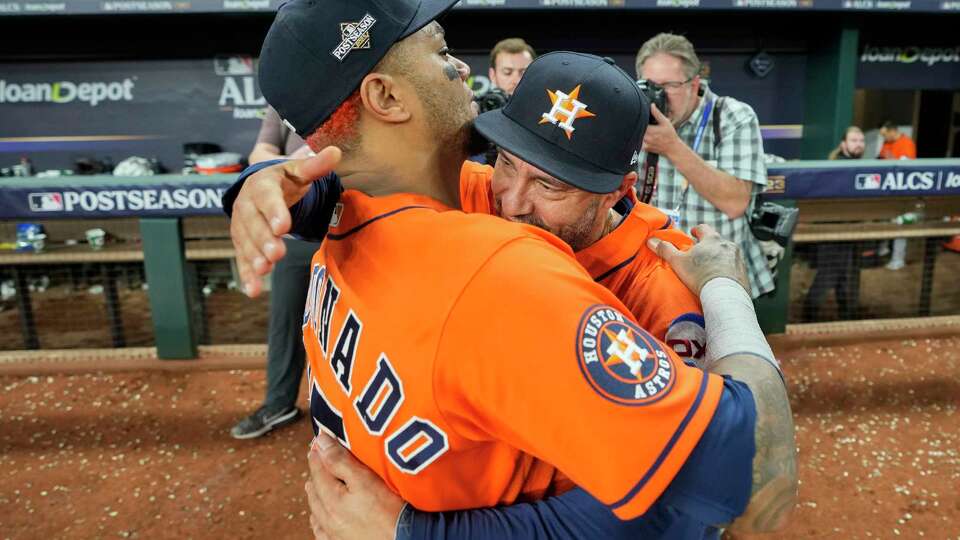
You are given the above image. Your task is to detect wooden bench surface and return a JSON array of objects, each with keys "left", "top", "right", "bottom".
[
  {"left": 0, "top": 215, "right": 235, "bottom": 265},
  {"left": 0, "top": 216, "right": 230, "bottom": 243},
  {"left": 0, "top": 239, "right": 236, "bottom": 266},
  {"left": 796, "top": 196, "right": 957, "bottom": 223},
  {"left": 0, "top": 243, "right": 144, "bottom": 265},
  {"left": 794, "top": 221, "right": 960, "bottom": 243},
  {"left": 184, "top": 239, "right": 236, "bottom": 260}
]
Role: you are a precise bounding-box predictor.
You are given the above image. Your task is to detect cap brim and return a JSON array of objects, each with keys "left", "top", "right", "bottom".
[
  {"left": 400, "top": 0, "right": 459, "bottom": 39},
  {"left": 474, "top": 110, "right": 625, "bottom": 194}
]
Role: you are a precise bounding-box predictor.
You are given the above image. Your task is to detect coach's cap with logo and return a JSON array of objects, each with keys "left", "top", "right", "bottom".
[
  {"left": 475, "top": 52, "right": 649, "bottom": 194},
  {"left": 259, "top": 0, "right": 459, "bottom": 137}
]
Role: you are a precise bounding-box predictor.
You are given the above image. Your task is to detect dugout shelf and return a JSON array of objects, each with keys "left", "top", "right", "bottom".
[
  {"left": 1, "top": 229, "right": 235, "bottom": 354},
  {"left": 788, "top": 196, "right": 960, "bottom": 321}
]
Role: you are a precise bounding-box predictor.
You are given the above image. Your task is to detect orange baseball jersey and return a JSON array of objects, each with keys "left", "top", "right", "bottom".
[
  {"left": 303, "top": 188, "right": 723, "bottom": 519},
  {"left": 879, "top": 135, "right": 916, "bottom": 160},
  {"left": 460, "top": 160, "right": 707, "bottom": 362}
]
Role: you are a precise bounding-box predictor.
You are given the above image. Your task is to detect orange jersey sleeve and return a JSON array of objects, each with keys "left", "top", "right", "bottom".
[
  {"left": 879, "top": 136, "right": 917, "bottom": 160},
  {"left": 433, "top": 235, "right": 723, "bottom": 519},
  {"left": 459, "top": 160, "right": 496, "bottom": 214}
]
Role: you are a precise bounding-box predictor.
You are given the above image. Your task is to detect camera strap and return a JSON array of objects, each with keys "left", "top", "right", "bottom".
[
  {"left": 639, "top": 154, "right": 659, "bottom": 204},
  {"left": 638, "top": 98, "right": 715, "bottom": 206}
]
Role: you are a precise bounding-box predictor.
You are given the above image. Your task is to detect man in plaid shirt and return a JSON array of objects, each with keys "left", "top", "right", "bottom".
[{"left": 635, "top": 33, "right": 774, "bottom": 298}]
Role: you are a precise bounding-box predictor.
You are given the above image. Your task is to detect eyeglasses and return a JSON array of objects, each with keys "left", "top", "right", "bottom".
[{"left": 657, "top": 76, "right": 695, "bottom": 92}]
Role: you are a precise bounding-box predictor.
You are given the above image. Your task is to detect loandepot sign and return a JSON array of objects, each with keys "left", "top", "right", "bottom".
[
  {"left": 860, "top": 45, "right": 960, "bottom": 67},
  {"left": 0, "top": 78, "right": 136, "bottom": 106}
]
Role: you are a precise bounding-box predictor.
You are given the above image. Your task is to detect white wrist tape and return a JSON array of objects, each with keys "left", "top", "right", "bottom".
[{"left": 700, "top": 277, "right": 780, "bottom": 373}]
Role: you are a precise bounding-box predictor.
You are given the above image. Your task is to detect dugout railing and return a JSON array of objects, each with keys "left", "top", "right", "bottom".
[
  {"left": 1, "top": 160, "right": 958, "bottom": 358},
  {"left": 0, "top": 174, "right": 239, "bottom": 358},
  {"left": 758, "top": 159, "right": 960, "bottom": 333}
]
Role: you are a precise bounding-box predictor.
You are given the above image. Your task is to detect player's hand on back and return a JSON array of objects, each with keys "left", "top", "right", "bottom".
[
  {"left": 648, "top": 223, "right": 751, "bottom": 296},
  {"left": 231, "top": 146, "right": 341, "bottom": 297},
  {"left": 306, "top": 433, "right": 403, "bottom": 540},
  {"left": 289, "top": 145, "right": 317, "bottom": 159}
]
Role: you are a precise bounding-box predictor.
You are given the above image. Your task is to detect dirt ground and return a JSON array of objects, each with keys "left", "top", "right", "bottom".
[{"left": 1, "top": 336, "right": 958, "bottom": 539}]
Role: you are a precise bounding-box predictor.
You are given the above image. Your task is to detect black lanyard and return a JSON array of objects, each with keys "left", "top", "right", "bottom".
[{"left": 638, "top": 98, "right": 715, "bottom": 205}]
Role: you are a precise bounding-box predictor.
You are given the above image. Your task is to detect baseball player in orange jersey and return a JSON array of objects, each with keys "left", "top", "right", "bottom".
[
  {"left": 236, "top": 0, "right": 796, "bottom": 537},
  {"left": 227, "top": 155, "right": 707, "bottom": 362},
  {"left": 302, "top": 149, "right": 720, "bottom": 517},
  {"left": 459, "top": 157, "right": 706, "bottom": 357}
]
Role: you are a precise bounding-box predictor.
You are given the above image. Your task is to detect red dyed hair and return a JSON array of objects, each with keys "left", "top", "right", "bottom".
[{"left": 306, "top": 90, "right": 362, "bottom": 153}]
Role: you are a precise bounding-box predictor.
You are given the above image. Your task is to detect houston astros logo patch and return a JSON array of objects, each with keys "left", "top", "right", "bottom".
[
  {"left": 576, "top": 305, "right": 675, "bottom": 406},
  {"left": 539, "top": 84, "right": 595, "bottom": 139}
]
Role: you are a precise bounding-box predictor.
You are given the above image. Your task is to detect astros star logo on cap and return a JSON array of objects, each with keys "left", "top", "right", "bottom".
[{"left": 539, "top": 84, "right": 596, "bottom": 139}]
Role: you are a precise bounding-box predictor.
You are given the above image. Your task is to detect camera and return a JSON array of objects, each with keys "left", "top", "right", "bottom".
[
  {"left": 636, "top": 79, "right": 669, "bottom": 123},
  {"left": 634, "top": 80, "right": 669, "bottom": 204},
  {"left": 749, "top": 201, "right": 799, "bottom": 247},
  {"left": 471, "top": 87, "right": 511, "bottom": 164},
  {"left": 474, "top": 87, "right": 510, "bottom": 115}
]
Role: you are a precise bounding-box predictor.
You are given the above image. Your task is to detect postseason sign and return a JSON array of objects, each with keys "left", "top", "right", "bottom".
[
  {"left": 0, "top": 175, "right": 235, "bottom": 219},
  {"left": 764, "top": 160, "right": 960, "bottom": 200},
  {"left": 0, "top": 0, "right": 951, "bottom": 13}
]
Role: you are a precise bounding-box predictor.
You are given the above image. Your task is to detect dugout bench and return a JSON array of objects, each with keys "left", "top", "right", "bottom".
[
  {"left": 0, "top": 173, "right": 239, "bottom": 357},
  {"left": 757, "top": 159, "right": 960, "bottom": 331},
  {"left": 0, "top": 217, "right": 235, "bottom": 354},
  {"left": 791, "top": 197, "right": 960, "bottom": 318},
  {"left": 3, "top": 163, "right": 958, "bottom": 357}
]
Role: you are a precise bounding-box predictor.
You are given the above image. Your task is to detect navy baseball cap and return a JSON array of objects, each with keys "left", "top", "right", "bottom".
[
  {"left": 259, "top": 0, "right": 459, "bottom": 137},
  {"left": 475, "top": 52, "right": 649, "bottom": 194}
]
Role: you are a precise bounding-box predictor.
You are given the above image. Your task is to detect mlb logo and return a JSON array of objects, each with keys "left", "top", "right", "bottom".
[
  {"left": 855, "top": 173, "right": 882, "bottom": 190},
  {"left": 28, "top": 192, "right": 64, "bottom": 212},
  {"left": 213, "top": 56, "right": 254, "bottom": 76}
]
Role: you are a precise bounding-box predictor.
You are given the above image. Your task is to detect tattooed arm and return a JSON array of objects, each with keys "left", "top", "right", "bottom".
[
  {"left": 711, "top": 355, "right": 797, "bottom": 533},
  {"left": 650, "top": 224, "right": 798, "bottom": 533}
]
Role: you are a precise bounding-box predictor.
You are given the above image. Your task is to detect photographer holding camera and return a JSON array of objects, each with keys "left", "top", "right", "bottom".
[
  {"left": 471, "top": 38, "right": 537, "bottom": 164},
  {"left": 636, "top": 33, "right": 775, "bottom": 298}
]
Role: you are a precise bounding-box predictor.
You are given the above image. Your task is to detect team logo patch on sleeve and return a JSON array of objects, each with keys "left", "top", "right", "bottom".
[{"left": 576, "top": 305, "right": 676, "bottom": 406}]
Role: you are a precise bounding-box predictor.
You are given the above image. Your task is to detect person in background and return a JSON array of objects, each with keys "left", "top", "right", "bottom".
[
  {"left": 471, "top": 38, "right": 537, "bottom": 165},
  {"left": 230, "top": 106, "right": 318, "bottom": 439},
  {"left": 878, "top": 121, "right": 917, "bottom": 161},
  {"left": 488, "top": 37, "right": 536, "bottom": 96},
  {"left": 828, "top": 126, "right": 865, "bottom": 161},
  {"left": 635, "top": 33, "right": 774, "bottom": 299},
  {"left": 877, "top": 121, "right": 917, "bottom": 271},
  {"left": 804, "top": 126, "right": 864, "bottom": 322},
  {"left": 944, "top": 232, "right": 960, "bottom": 253}
]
